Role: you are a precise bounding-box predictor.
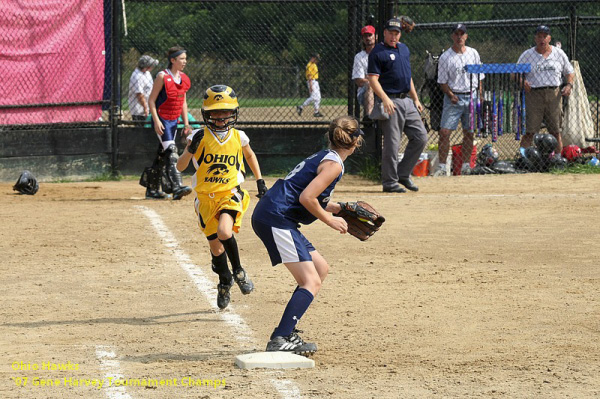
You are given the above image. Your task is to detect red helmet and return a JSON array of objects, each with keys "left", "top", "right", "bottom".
[{"left": 561, "top": 145, "right": 581, "bottom": 162}]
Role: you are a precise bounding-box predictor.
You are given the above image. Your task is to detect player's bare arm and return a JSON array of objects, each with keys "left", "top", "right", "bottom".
[
  {"left": 242, "top": 144, "right": 262, "bottom": 180},
  {"left": 325, "top": 201, "right": 342, "bottom": 214},
  {"left": 181, "top": 94, "right": 191, "bottom": 135},
  {"left": 176, "top": 143, "right": 193, "bottom": 172},
  {"left": 148, "top": 73, "right": 165, "bottom": 135},
  {"left": 299, "top": 160, "right": 347, "bottom": 234}
]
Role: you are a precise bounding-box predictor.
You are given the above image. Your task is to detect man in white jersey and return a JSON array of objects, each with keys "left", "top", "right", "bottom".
[
  {"left": 517, "top": 25, "right": 574, "bottom": 152},
  {"left": 434, "top": 24, "right": 484, "bottom": 176},
  {"left": 352, "top": 25, "right": 377, "bottom": 117}
]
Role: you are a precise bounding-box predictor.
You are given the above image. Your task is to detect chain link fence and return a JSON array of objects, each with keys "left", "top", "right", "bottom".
[
  {"left": 385, "top": 0, "right": 600, "bottom": 174},
  {"left": 121, "top": 0, "right": 354, "bottom": 127},
  {"left": 1, "top": 0, "right": 598, "bottom": 175}
]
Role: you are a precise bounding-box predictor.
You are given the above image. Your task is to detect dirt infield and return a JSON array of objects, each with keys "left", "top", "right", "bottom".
[{"left": 1, "top": 174, "right": 599, "bottom": 398}]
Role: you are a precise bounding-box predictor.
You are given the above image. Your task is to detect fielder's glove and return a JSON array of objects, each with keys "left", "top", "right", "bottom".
[
  {"left": 335, "top": 201, "right": 385, "bottom": 241},
  {"left": 256, "top": 179, "right": 268, "bottom": 199},
  {"left": 400, "top": 16, "right": 416, "bottom": 33},
  {"left": 187, "top": 130, "right": 204, "bottom": 154}
]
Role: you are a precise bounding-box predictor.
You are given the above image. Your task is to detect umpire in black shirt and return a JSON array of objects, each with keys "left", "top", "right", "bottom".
[{"left": 368, "top": 18, "right": 427, "bottom": 193}]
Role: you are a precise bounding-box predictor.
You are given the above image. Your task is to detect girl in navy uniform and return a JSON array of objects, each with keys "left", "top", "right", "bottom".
[{"left": 252, "top": 115, "right": 364, "bottom": 354}]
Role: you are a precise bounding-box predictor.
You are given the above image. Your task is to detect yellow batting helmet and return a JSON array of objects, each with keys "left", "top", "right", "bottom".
[{"left": 202, "top": 85, "right": 239, "bottom": 131}]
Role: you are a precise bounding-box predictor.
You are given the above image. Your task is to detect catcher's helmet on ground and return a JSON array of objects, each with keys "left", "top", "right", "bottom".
[
  {"left": 13, "top": 170, "right": 39, "bottom": 195},
  {"left": 547, "top": 154, "right": 568, "bottom": 170},
  {"left": 201, "top": 85, "right": 239, "bottom": 132},
  {"left": 477, "top": 144, "right": 499, "bottom": 167},
  {"left": 561, "top": 145, "right": 582, "bottom": 162},
  {"left": 534, "top": 133, "right": 558, "bottom": 157},
  {"left": 492, "top": 160, "right": 516, "bottom": 174},
  {"left": 515, "top": 147, "right": 543, "bottom": 172}
]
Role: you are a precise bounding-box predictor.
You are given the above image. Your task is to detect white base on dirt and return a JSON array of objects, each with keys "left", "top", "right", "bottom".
[{"left": 235, "top": 352, "right": 315, "bottom": 369}]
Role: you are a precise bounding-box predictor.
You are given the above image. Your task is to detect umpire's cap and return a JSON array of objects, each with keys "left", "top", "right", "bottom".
[{"left": 384, "top": 18, "right": 402, "bottom": 32}]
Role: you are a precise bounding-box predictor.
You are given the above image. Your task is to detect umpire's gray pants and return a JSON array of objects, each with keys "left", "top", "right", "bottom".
[{"left": 380, "top": 97, "right": 428, "bottom": 188}]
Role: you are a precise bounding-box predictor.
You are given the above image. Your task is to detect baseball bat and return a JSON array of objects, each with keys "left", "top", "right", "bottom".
[
  {"left": 512, "top": 75, "right": 518, "bottom": 138},
  {"left": 498, "top": 74, "right": 503, "bottom": 137},
  {"left": 515, "top": 75, "right": 521, "bottom": 141},
  {"left": 482, "top": 82, "right": 489, "bottom": 138},
  {"left": 492, "top": 74, "right": 497, "bottom": 142},
  {"left": 521, "top": 75, "right": 526, "bottom": 141},
  {"left": 476, "top": 86, "right": 482, "bottom": 137},
  {"left": 469, "top": 74, "right": 474, "bottom": 132}
]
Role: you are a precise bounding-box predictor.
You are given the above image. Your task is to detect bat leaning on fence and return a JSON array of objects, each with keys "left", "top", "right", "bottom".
[
  {"left": 469, "top": 77, "right": 474, "bottom": 132},
  {"left": 498, "top": 74, "right": 504, "bottom": 136},
  {"left": 521, "top": 81, "right": 526, "bottom": 141}
]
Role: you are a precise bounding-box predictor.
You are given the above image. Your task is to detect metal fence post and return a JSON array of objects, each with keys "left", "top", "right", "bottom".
[
  {"left": 570, "top": 4, "right": 577, "bottom": 61},
  {"left": 110, "top": 0, "right": 121, "bottom": 177},
  {"left": 348, "top": 0, "right": 359, "bottom": 118}
]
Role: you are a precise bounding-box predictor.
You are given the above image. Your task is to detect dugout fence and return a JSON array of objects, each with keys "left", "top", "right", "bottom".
[{"left": 0, "top": 0, "right": 599, "bottom": 177}]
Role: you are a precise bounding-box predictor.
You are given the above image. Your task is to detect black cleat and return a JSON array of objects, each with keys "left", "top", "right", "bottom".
[
  {"left": 313, "top": 111, "right": 324, "bottom": 118},
  {"left": 217, "top": 280, "right": 233, "bottom": 309},
  {"left": 145, "top": 189, "right": 168, "bottom": 200},
  {"left": 296, "top": 106, "right": 303, "bottom": 116},
  {"left": 266, "top": 329, "right": 317, "bottom": 356},
  {"left": 233, "top": 269, "right": 254, "bottom": 295},
  {"left": 172, "top": 186, "right": 192, "bottom": 200}
]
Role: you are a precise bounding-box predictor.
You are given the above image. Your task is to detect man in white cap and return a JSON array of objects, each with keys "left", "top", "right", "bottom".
[{"left": 128, "top": 55, "right": 159, "bottom": 121}]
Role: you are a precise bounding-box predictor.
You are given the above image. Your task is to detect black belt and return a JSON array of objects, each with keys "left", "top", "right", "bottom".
[
  {"left": 387, "top": 92, "right": 408, "bottom": 99},
  {"left": 531, "top": 86, "right": 559, "bottom": 91},
  {"left": 453, "top": 91, "right": 472, "bottom": 95}
]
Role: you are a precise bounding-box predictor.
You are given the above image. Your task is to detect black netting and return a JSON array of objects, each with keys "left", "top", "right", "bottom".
[
  {"left": 394, "top": 0, "right": 600, "bottom": 174},
  {"left": 1, "top": 0, "right": 598, "bottom": 175},
  {"left": 120, "top": 0, "right": 354, "bottom": 127}
]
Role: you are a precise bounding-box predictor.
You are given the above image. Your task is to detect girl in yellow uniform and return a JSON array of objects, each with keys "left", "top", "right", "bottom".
[{"left": 177, "top": 85, "right": 268, "bottom": 309}]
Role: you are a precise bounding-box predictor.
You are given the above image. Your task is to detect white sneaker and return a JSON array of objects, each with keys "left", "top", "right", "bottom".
[
  {"left": 461, "top": 164, "right": 471, "bottom": 175},
  {"left": 432, "top": 166, "right": 448, "bottom": 177}
]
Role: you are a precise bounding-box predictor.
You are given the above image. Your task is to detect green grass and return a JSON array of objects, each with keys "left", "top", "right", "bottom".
[
  {"left": 121, "top": 98, "right": 348, "bottom": 111},
  {"left": 550, "top": 161, "right": 600, "bottom": 174},
  {"left": 50, "top": 173, "right": 140, "bottom": 183},
  {"left": 190, "top": 97, "right": 348, "bottom": 108},
  {"left": 349, "top": 155, "right": 381, "bottom": 182}
]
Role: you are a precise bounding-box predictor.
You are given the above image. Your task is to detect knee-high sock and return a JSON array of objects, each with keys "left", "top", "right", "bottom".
[
  {"left": 271, "top": 288, "right": 314, "bottom": 338},
  {"left": 219, "top": 236, "right": 242, "bottom": 273},
  {"left": 211, "top": 252, "right": 232, "bottom": 285}
]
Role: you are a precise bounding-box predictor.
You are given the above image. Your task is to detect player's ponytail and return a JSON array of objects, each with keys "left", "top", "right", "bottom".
[{"left": 327, "top": 116, "right": 364, "bottom": 150}]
